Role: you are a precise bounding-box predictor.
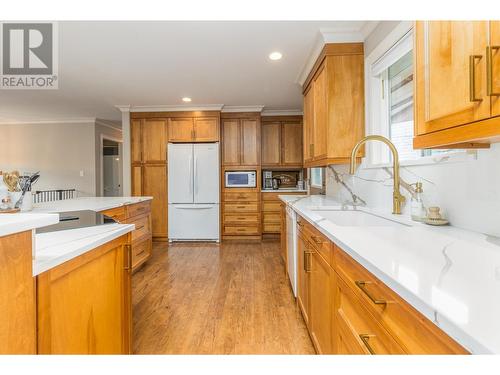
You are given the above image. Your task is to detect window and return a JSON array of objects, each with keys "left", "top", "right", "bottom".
[
  {"left": 369, "top": 26, "right": 456, "bottom": 165},
  {"left": 310, "top": 167, "right": 323, "bottom": 188}
]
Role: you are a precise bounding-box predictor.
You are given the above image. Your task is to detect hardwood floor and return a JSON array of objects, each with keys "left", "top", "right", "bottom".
[{"left": 132, "top": 240, "right": 315, "bottom": 354}]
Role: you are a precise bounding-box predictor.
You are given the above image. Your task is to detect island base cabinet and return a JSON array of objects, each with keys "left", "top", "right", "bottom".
[{"left": 36, "top": 236, "right": 132, "bottom": 354}]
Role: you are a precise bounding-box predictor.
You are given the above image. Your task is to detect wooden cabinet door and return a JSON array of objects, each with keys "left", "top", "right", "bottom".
[
  {"left": 131, "top": 165, "right": 142, "bottom": 196},
  {"left": 37, "top": 237, "right": 131, "bottom": 354},
  {"left": 261, "top": 122, "right": 281, "bottom": 166},
  {"left": 281, "top": 122, "right": 303, "bottom": 166},
  {"left": 222, "top": 119, "right": 241, "bottom": 165},
  {"left": 303, "top": 86, "right": 314, "bottom": 162},
  {"left": 241, "top": 119, "right": 260, "bottom": 166},
  {"left": 168, "top": 118, "right": 194, "bottom": 142},
  {"left": 142, "top": 119, "right": 167, "bottom": 162},
  {"left": 0, "top": 231, "right": 36, "bottom": 354},
  {"left": 280, "top": 203, "right": 287, "bottom": 264},
  {"left": 312, "top": 64, "right": 327, "bottom": 159},
  {"left": 297, "top": 232, "right": 311, "bottom": 328},
  {"left": 194, "top": 117, "right": 219, "bottom": 142},
  {"left": 310, "top": 251, "right": 333, "bottom": 354},
  {"left": 131, "top": 119, "right": 142, "bottom": 163},
  {"left": 415, "top": 21, "right": 490, "bottom": 135},
  {"left": 491, "top": 21, "right": 500, "bottom": 117},
  {"left": 142, "top": 165, "right": 168, "bottom": 238}
]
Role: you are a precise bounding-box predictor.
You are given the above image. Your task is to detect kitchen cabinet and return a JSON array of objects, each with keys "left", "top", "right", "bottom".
[
  {"left": 131, "top": 165, "right": 142, "bottom": 196},
  {"left": 0, "top": 231, "right": 36, "bottom": 354},
  {"left": 280, "top": 202, "right": 287, "bottom": 264},
  {"left": 414, "top": 21, "right": 500, "bottom": 149},
  {"left": 297, "top": 225, "right": 311, "bottom": 328},
  {"left": 302, "top": 43, "right": 365, "bottom": 167},
  {"left": 261, "top": 122, "right": 281, "bottom": 166},
  {"left": 131, "top": 119, "right": 142, "bottom": 164},
  {"left": 221, "top": 114, "right": 260, "bottom": 167},
  {"left": 37, "top": 235, "right": 132, "bottom": 354},
  {"left": 261, "top": 116, "right": 303, "bottom": 168},
  {"left": 262, "top": 191, "right": 306, "bottom": 234},
  {"left": 143, "top": 119, "right": 168, "bottom": 162},
  {"left": 142, "top": 165, "right": 168, "bottom": 239},
  {"left": 168, "top": 117, "right": 219, "bottom": 142},
  {"left": 222, "top": 188, "right": 261, "bottom": 239}
]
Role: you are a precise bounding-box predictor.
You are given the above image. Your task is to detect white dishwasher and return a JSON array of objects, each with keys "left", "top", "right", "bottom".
[{"left": 285, "top": 204, "right": 298, "bottom": 297}]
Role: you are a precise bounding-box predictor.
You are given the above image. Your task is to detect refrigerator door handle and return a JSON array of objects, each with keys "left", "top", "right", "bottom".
[
  {"left": 194, "top": 154, "right": 198, "bottom": 195},
  {"left": 189, "top": 153, "right": 193, "bottom": 196}
]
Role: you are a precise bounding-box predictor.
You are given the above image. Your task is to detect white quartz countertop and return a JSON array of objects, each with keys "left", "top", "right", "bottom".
[
  {"left": 34, "top": 223, "right": 134, "bottom": 276},
  {"left": 261, "top": 189, "right": 307, "bottom": 193},
  {"left": 279, "top": 194, "right": 500, "bottom": 354},
  {"left": 32, "top": 196, "right": 152, "bottom": 213},
  {"left": 0, "top": 213, "right": 59, "bottom": 237}
]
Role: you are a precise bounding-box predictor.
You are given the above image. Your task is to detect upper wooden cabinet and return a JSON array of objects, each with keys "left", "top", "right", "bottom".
[
  {"left": 143, "top": 119, "right": 168, "bottom": 162},
  {"left": 168, "top": 117, "right": 219, "bottom": 142},
  {"left": 221, "top": 114, "right": 260, "bottom": 166},
  {"left": 414, "top": 21, "right": 500, "bottom": 149},
  {"left": 131, "top": 119, "right": 142, "bottom": 164},
  {"left": 302, "top": 43, "right": 365, "bottom": 167},
  {"left": 261, "top": 116, "right": 303, "bottom": 168}
]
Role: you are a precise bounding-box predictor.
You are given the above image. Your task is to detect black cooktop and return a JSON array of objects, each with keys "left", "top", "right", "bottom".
[{"left": 35, "top": 210, "right": 116, "bottom": 234}]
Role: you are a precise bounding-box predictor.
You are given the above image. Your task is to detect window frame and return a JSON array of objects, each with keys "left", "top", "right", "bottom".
[
  {"left": 364, "top": 21, "right": 475, "bottom": 168},
  {"left": 310, "top": 167, "right": 323, "bottom": 189}
]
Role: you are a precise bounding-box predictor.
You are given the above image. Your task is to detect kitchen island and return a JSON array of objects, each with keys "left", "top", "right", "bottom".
[
  {"left": 280, "top": 194, "right": 500, "bottom": 354},
  {"left": 0, "top": 196, "right": 152, "bottom": 354}
]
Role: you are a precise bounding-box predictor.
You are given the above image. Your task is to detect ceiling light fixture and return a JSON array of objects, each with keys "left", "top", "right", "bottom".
[
  {"left": 182, "top": 97, "right": 192, "bottom": 102},
  {"left": 269, "top": 52, "right": 282, "bottom": 61}
]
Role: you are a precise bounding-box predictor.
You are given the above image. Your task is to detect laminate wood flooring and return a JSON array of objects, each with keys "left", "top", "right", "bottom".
[{"left": 132, "top": 240, "right": 314, "bottom": 354}]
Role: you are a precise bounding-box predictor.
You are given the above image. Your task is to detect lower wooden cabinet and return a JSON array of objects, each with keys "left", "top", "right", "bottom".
[
  {"left": 262, "top": 191, "right": 306, "bottom": 234},
  {"left": 142, "top": 164, "right": 168, "bottom": 239},
  {"left": 293, "top": 214, "right": 468, "bottom": 355},
  {"left": 0, "top": 231, "right": 37, "bottom": 354},
  {"left": 36, "top": 235, "right": 132, "bottom": 354},
  {"left": 222, "top": 187, "right": 261, "bottom": 240}
]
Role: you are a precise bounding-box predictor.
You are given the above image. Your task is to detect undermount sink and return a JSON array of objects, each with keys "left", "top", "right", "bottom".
[{"left": 311, "top": 209, "right": 411, "bottom": 227}]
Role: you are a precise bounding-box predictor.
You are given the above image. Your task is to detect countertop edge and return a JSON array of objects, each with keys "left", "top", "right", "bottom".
[{"left": 0, "top": 213, "right": 59, "bottom": 238}]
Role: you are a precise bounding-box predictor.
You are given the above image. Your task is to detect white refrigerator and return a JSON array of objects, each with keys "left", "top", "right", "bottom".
[{"left": 168, "top": 143, "right": 220, "bottom": 242}]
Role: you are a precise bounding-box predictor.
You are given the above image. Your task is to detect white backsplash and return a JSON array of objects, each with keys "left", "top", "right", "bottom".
[{"left": 325, "top": 143, "right": 500, "bottom": 237}]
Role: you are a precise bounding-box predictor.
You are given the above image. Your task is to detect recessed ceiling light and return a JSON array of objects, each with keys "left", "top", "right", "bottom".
[
  {"left": 269, "top": 52, "right": 282, "bottom": 61},
  {"left": 182, "top": 97, "right": 192, "bottom": 102}
]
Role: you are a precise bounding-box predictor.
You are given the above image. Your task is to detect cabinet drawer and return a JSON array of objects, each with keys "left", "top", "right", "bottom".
[
  {"left": 224, "top": 225, "right": 260, "bottom": 235},
  {"left": 262, "top": 201, "right": 282, "bottom": 212},
  {"left": 262, "top": 212, "right": 281, "bottom": 223},
  {"left": 224, "top": 192, "right": 259, "bottom": 202},
  {"left": 224, "top": 214, "right": 259, "bottom": 225},
  {"left": 126, "top": 214, "right": 151, "bottom": 242},
  {"left": 126, "top": 201, "right": 151, "bottom": 218},
  {"left": 336, "top": 276, "right": 405, "bottom": 355},
  {"left": 263, "top": 222, "right": 281, "bottom": 233},
  {"left": 131, "top": 238, "right": 152, "bottom": 270},
  {"left": 335, "top": 248, "right": 467, "bottom": 354},
  {"left": 224, "top": 203, "right": 259, "bottom": 213},
  {"left": 101, "top": 206, "right": 126, "bottom": 222}
]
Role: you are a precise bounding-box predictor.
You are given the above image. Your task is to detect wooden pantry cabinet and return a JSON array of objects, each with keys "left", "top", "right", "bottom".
[
  {"left": 302, "top": 43, "right": 365, "bottom": 167},
  {"left": 221, "top": 113, "right": 261, "bottom": 166},
  {"left": 413, "top": 21, "right": 500, "bottom": 149},
  {"left": 261, "top": 116, "right": 303, "bottom": 168},
  {"left": 291, "top": 214, "right": 468, "bottom": 355}
]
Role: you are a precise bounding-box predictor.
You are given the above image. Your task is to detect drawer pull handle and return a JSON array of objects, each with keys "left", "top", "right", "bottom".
[
  {"left": 355, "top": 281, "right": 387, "bottom": 305},
  {"left": 304, "top": 251, "right": 314, "bottom": 273},
  {"left": 487, "top": 46, "right": 500, "bottom": 96},
  {"left": 469, "top": 55, "right": 483, "bottom": 102},
  {"left": 359, "top": 334, "right": 376, "bottom": 354},
  {"left": 311, "top": 236, "right": 323, "bottom": 244},
  {"left": 124, "top": 244, "right": 132, "bottom": 270},
  {"left": 297, "top": 221, "right": 304, "bottom": 227},
  {"left": 135, "top": 249, "right": 146, "bottom": 257},
  {"left": 136, "top": 225, "right": 145, "bottom": 230}
]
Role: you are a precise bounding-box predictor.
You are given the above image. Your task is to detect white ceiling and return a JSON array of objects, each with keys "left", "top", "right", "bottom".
[{"left": 0, "top": 21, "right": 376, "bottom": 123}]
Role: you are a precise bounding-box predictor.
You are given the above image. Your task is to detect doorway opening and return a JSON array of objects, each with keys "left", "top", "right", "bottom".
[{"left": 102, "top": 138, "right": 123, "bottom": 197}]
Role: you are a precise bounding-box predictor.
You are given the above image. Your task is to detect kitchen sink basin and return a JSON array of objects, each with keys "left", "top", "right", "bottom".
[{"left": 311, "top": 209, "right": 411, "bottom": 227}]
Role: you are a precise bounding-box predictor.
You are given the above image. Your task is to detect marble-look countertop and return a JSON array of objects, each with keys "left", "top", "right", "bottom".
[
  {"left": 279, "top": 194, "right": 500, "bottom": 354},
  {"left": 34, "top": 223, "right": 134, "bottom": 276},
  {"left": 32, "top": 196, "right": 153, "bottom": 213},
  {"left": 261, "top": 189, "right": 307, "bottom": 193},
  {"left": 0, "top": 213, "right": 59, "bottom": 237}
]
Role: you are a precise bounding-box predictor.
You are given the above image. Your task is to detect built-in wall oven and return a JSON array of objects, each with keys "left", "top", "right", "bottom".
[{"left": 224, "top": 170, "right": 256, "bottom": 188}]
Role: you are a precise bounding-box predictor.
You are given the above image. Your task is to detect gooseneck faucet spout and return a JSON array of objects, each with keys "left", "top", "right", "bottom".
[{"left": 349, "top": 135, "right": 406, "bottom": 214}]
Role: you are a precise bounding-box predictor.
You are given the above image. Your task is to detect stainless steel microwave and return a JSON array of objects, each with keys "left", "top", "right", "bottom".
[{"left": 224, "top": 170, "right": 256, "bottom": 188}]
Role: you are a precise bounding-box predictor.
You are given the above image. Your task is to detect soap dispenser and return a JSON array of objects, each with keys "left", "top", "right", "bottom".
[{"left": 410, "top": 182, "right": 426, "bottom": 222}]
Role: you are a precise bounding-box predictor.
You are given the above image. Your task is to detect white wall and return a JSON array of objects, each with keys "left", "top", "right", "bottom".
[
  {"left": 0, "top": 120, "right": 122, "bottom": 197},
  {"left": 325, "top": 22, "right": 500, "bottom": 238}
]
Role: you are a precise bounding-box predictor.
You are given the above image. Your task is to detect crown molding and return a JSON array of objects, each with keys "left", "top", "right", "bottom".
[
  {"left": 95, "top": 118, "right": 122, "bottom": 131},
  {"left": 221, "top": 105, "right": 265, "bottom": 113},
  {"left": 115, "top": 105, "right": 131, "bottom": 113},
  {"left": 261, "top": 109, "right": 303, "bottom": 117},
  {"left": 128, "top": 104, "right": 224, "bottom": 113},
  {"left": 296, "top": 21, "right": 380, "bottom": 87},
  {"left": 0, "top": 117, "right": 97, "bottom": 125}
]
